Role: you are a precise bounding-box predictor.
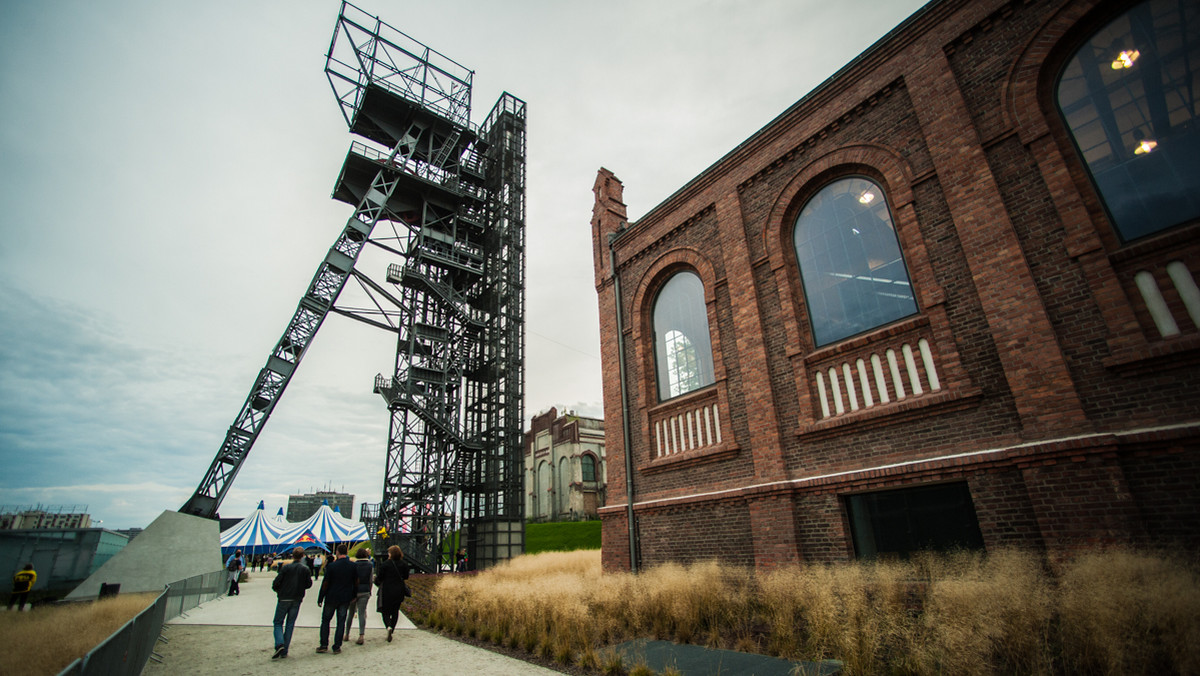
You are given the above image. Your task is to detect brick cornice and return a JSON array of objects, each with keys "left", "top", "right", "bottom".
[{"left": 602, "top": 422, "right": 1200, "bottom": 512}]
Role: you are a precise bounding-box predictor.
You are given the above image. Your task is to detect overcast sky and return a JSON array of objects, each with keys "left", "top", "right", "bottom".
[{"left": 0, "top": 0, "right": 927, "bottom": 529}]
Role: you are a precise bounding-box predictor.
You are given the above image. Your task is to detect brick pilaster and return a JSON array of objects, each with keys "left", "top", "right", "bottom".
[{"left": 907, "top": 47, "right": 1088, "bottom": 438}]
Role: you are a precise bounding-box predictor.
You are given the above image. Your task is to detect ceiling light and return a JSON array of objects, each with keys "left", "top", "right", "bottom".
[
  {"left": 1134, "top": 138, "right": 1157, "bottom": 154},
  {"left": 858, "top": 191, "right": 875, "bottom": 204},
  {"left": 1112, "top": 49, "right": 1139, "bottom": 69}
]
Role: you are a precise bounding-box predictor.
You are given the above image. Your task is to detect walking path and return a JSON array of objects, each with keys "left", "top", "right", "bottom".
[{"left": 142, "top": 568, "right": 564, "bottom": 675}]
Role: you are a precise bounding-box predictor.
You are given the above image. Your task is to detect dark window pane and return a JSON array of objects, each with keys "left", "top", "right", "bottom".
[
  {"left": 581, "top": 455, "right": 596, "bottom": 482},
  {"left": 1056, "top": 0, "right": 1200, "bottom": 241},
  {"left": 794, "top": 177, "right": 918, "bottom": 346},
  {"left": 846, "top": 482, "right": 985, "bottom": 559},
  {"left": 653, "top": 272, "right": 716, "bottom": 400}
]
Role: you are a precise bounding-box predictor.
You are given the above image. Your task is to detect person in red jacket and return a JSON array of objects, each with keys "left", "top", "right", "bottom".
[{"left": 9, "top": 563, "right": 37, "bottom": 611}]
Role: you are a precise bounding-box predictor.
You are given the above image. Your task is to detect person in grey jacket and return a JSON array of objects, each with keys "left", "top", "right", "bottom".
[
  {"left": 344, "top": 548, "right": 374, "bottom": 645},
  {"left": 271, "top": 547, "right": 313, "bottom": 659}
]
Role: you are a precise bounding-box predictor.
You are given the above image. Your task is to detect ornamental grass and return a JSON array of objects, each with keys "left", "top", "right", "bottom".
[
  {"left": 424, "top": 548, "right": 1200, "bottom": 676},
  {"left": 0, "top": 593, "right": 159, "bottom": 676}
]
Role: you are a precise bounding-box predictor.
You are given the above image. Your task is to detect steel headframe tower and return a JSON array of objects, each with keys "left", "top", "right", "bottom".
[{"left": 181, "top": 1, "right": 526, "bottom": 573}]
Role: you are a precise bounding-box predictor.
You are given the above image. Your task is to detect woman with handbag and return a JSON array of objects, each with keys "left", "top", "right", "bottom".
[{"left": 374, "top": 545, "right": 410, "bottom": 642}]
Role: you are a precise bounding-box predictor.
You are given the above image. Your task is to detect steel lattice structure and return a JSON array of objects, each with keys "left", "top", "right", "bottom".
[{"left": 182, "top": 1, "right": 525, "bottom": 573}]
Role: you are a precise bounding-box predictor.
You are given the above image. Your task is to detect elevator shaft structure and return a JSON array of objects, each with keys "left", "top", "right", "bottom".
[{"left": 181, "top": 1, "right": 525, "bottom": 574}]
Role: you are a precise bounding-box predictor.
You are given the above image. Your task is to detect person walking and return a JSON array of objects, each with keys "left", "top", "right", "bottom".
[
  {"left": 270, "top": 547, "right": 313, "bottom": 659},
  {"left": 374, "top": 545, "right": 410, "bottom": 643},
  {"left": 224, "top": 549, "right": 245, "bottom": 596},
  {"left": 315, "top": 543, "right": 356, "bottom": 654},
  {"left": 344, "top": 548, "right": 374, "bottom": 645},
  {"left": 8, "top": 563, "right": 37, "bottom": 611}
]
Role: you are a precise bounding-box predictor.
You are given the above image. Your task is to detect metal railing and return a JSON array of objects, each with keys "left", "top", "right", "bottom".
[{"left": 56, "top": 569, "right": 224, "bottom": 676}]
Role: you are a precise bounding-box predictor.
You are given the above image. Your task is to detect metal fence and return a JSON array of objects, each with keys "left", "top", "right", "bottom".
[{"left": 56, "top": 569, "right": 225, "bottom": 676}]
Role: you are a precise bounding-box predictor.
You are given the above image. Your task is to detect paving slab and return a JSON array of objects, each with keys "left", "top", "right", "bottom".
[
  {"left": 143, "top": 567, "right": 565, "bottom": 675},
  {"left": 605, "top": 639, "right": 842, "bottom": 676}
]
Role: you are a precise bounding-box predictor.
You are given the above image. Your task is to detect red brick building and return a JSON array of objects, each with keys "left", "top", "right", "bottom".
[{"left": 591, "top": 0, "right": 1200, "bottom": 572}]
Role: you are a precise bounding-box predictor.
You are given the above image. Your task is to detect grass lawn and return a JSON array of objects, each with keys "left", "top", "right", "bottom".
[{"left": 525, "top": 520, "right": 600, "bottom": 554}]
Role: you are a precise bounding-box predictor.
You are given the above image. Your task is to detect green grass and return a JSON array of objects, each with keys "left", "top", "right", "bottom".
[{"left": 525, "top": 520, "right": 601, "bottom": 554}]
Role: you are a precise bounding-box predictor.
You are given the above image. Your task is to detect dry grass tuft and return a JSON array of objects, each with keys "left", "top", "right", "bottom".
[
  {"left": 1058, "top": 549, "right": 1200, "bottom": 676},
  {"left": 913, "top": 548, "right": 1054, "bottom": 675},
  {"left": 423, "top": 547, "right": 1198, "bottom": 676},
  {"left": 0, "top": 593, "right": 159, "bottom": 675},
  {"left": 601, "top": 649, "right": 625, "bottom": 675}
]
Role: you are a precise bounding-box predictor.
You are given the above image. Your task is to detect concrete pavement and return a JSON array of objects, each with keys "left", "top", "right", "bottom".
[{"left": 142, "top": 566, "right": 565, "bottom": 675}]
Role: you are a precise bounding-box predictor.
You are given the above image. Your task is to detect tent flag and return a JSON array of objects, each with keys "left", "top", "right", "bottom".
[{"left": 275, "top": 530, "right": 330, "bottom": 554}]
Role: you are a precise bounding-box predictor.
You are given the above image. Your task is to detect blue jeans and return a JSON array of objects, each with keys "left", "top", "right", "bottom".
[
  {"left": 319, "top": 601, "right": 349, "bottom": 650},
  {"left": 273, "top": 599, "right": 302, "bottom": 651}
]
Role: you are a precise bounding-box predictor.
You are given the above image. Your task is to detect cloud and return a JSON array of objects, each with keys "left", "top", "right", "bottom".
[{"left": 0, "top": 0, "right": 928, "bottom": 529}]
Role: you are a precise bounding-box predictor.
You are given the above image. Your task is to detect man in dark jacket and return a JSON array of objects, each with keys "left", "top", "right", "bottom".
[
  {"left": 316, "top": 543, "right": 356, "bottom": 654},
  {"left": 271, "top": 547, "right": 313, "bottom": 659}
]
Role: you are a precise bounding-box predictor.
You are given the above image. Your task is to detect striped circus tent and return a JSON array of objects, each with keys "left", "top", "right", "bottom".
[
  {"left": 219, "top": 501, "right": 289, "bottom": 556},
  {"left": 279, "top": 501, "right": 368, "bottom": 544},
  {"left": 271, "top": 507, "right": 290, "bottom": 528}
]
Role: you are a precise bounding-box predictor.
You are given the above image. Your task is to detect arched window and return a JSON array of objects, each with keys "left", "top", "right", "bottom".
[
  {"left": 793, "top": 177, "right": 918, "bottom": 346},
  {"left": 581, "top": 454, "right": 597, "bottom": 482},
  {"left": 1055, "top": 0, "right": 1200, "bottom": 242},
  {"left": 653, "top": 271, "right": 716, "bottom": 400}
]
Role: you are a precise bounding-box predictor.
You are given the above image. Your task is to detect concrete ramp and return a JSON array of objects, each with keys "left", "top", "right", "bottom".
[{"left": 67, "top": 510, "right": 222, "bottom": 599}]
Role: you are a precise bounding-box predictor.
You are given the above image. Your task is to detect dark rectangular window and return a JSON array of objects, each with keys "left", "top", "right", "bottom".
[{"left": 846, "top": 482, "right": 985, "bottom": 559}]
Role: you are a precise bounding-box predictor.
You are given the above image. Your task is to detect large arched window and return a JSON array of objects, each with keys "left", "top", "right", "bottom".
[
  {"left": 653, "top": 271, "right": 716, "bottom": 401},
  {"left": 1055, "top": 0, "right": 1200, "bottom": 242},
  {"left": 793, "top": 177, "right": 918, "bottom": 346}
]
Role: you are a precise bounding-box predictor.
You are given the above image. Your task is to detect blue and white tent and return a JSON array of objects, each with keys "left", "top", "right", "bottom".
[
  {"left": 279, "top": 501, "right": 368, "bottom": 544},
  {"left": 219, "top": 501, "right": 289, "bottom": 556}
]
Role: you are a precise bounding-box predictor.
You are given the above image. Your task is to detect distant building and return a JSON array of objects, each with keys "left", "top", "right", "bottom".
[
  {"left": 0, "top": 505, "right": 92, "bottom": 530},
  {"left": 525, "top": 407, "right": 606, "bottom": 521},
  {"left": 113, "top": 528, "right": 143, "bottom": 541},
  {"left": 0, "top": 528, "right": 128, "bottom": 601},
  {"left": 287, "top": 491, "right": 354, "bottom": 522}
]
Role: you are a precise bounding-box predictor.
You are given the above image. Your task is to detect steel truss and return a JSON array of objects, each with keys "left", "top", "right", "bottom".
[{"left": 181, "top": 1, "right": 525, "bottom": 573}]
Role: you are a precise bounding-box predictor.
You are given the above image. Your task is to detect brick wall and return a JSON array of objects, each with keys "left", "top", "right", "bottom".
[{"left": 592, "top": 0, "right": 1200, "bottom": 571}]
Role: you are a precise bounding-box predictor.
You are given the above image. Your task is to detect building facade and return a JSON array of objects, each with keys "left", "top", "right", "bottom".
[
  {"left": 525, "top": 407, "right": 607, "bottom": 521},
  {"left": 592, "top": 0, "right": 1200, "bottom": 572},
  {"left": 286, "top": 491, "right": 354, "bottom": 522},
  {"left": 0, "top": 505, "right": 92, "bottom": 530}
]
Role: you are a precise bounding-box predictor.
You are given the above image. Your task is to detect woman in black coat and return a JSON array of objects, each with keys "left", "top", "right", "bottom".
[{"left": 375, "top": 545, "right": 409, "bottom": 642}]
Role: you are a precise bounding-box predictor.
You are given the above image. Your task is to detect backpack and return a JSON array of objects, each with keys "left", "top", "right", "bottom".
[{"left": 226, "top": 556, "right": 240, "bottom": 572}]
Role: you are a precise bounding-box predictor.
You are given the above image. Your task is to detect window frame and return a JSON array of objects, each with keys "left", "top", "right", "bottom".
[
  {"left": 1052, "top": 0, "right": 1200, "bottom": 244},
  {"left": 651, "top": 270, "right": 717, "bottom": 402},
  {"left": 792, "top": 175, "right": 920, "bottom": 347},
  {"left": 845, "top": 481, "right": 986, "bottom": 560}
]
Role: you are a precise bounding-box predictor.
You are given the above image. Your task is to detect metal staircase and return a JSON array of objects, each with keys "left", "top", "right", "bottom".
[{"left": 181, "top": 1, "right": 525, "bottom": 574}]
